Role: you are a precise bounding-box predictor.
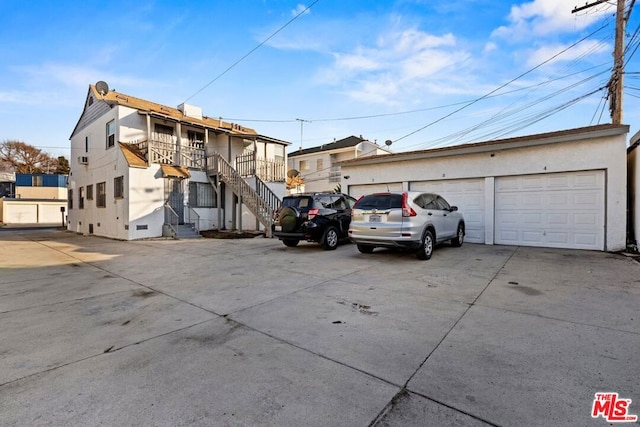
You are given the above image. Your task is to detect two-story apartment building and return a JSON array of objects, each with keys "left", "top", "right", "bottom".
[
  {"left": 67, "top": 82, "right": 289, "bottom": 240},
  {"left": 287, "top": 136, "right": 391, "bottom": 193}
]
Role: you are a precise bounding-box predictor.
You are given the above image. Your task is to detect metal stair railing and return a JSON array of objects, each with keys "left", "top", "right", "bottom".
[
  {"left": 255, "top": 176, "right": 282, "bottom": 213},
  {"left": 207, "top": 153, "right": 277, "bottom": 237},
  {"left": 164, "top": 203, "right": 179, "bottom": 237},
  {"left": 186, "top": 206, "right": 200, "bottom": 234}
]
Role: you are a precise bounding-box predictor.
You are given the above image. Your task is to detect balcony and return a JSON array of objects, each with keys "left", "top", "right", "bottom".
[
  {"left": 236, "top": 151, "right": 286, "bottom": 182},
  {"left": 131, "top": 133, "right": 206, "bottom": 169}
]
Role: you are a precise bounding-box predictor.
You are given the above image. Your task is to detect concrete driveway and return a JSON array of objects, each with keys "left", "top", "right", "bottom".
[{"left": 0, "top": 228, "right": 638, "bottom": 426}]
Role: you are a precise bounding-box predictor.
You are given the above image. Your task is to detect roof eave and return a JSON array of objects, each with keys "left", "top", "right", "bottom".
[{"left": 340, "top": 124, "right": 629, "bottom": 167}]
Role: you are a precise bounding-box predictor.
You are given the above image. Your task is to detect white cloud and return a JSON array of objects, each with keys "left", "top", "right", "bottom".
[
  {"left": 523, "top": 40, "right": 610, "bottom": 67},
  {"left": 291, "top": 4, "right": 311, "bottom": 17},
  {"left": 317, "top": 28, "right": 471, "bottom": 105},
  {"left": 492, "top": 0, "right": 613, "bottom": 40},
  {"left": 16, "top": 63, "right": 150, "bottom": 90}
]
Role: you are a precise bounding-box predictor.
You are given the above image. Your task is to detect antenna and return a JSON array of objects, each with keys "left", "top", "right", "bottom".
[{"left": 95, "top": 81, "right": 109, "bottom": 95}]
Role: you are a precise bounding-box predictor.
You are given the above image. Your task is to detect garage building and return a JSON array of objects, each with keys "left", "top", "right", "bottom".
[{"left": 340, "top": 124, "right": 628, "bottom": 252}]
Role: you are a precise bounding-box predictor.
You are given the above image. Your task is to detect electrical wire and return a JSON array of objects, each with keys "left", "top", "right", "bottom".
[
  {"left": 389, "top": 23, "right": 609, "bottom": 146},
  {"left": 182, "top": 0, "right": 320, "bottom": 103}
]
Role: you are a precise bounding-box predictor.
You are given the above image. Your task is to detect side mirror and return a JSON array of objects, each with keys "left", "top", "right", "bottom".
[{"left": 450, "top": 206, "right": 458, "bottom": 211}]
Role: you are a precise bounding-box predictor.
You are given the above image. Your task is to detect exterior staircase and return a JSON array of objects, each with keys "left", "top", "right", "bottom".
[{"left": 207, "top": 153, "right": 281, "bottom": 237}]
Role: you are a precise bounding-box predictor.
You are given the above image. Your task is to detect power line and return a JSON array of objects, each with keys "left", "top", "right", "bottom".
[
  {"left": 221, "top": 63, "right": 610, "bottom": 125},
  {"left": 389, "top": 23, "right": 609, "bottom": 146},
  {"left": 182, "top": 0, "right": 320, "bottom": 103}
]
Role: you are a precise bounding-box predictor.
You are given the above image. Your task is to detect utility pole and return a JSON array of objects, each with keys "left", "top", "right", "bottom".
[
  {"left": 295, "top": 118, "right": 311, "bottom": 150},
  {"left": 572, "top": 0, "right": 627, "bottom": 124}
]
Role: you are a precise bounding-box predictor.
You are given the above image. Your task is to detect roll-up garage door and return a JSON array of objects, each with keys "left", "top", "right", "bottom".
[
  {"left": 348, "top": 182, "right": 403, "bottom": 199},
  {"left": 410, "top": 179, "right": 485, "bottom": 243},
  {"left": 495, "top": 171, "right": 604, "bottom": 250}
]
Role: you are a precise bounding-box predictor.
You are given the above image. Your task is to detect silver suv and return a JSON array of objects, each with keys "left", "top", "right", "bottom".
[{"left": 348, "top": 192, "right": 465, "bottom": 260}]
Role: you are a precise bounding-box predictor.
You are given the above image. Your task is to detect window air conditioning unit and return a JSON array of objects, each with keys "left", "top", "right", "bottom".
[{"left": 78, "top": 156, "right": 89, "bottom": 165}]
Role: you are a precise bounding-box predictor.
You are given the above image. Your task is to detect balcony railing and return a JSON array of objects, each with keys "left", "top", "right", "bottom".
[
  {"left": 236, "top": 151, "right": 286, "bottom": 182},
  {"left": 130, "top": 135, "right": 206, "bottom": 169}
]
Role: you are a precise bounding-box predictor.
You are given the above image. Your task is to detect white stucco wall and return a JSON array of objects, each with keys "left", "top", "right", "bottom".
[
  {"left": 1, "top": 200, "right": 67, "bottom": 224},
  {"left": 127, "top": 166, "right": 165, "bottom": 239},
  {"left": 342, "top": 128, "right": 627, "bottom": 251},
  {"left": 628, "top": 132, "right": 640, "bottom": 246}
]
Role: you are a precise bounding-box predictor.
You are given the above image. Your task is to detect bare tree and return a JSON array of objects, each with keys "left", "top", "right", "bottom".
[{"left": 0, "top": 140, "right": 61, "bottom": 174}]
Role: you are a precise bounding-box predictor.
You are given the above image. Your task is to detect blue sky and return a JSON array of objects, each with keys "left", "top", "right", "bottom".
[{"left": 1, "top": 0, "right": 638, "bottom": 158}]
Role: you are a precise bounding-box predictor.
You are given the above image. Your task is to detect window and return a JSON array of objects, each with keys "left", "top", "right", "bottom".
[
  {"left": 85, "top": 136, "right": 89, "bottom": 153},
  {"left": 106, "top": 120, "right": 115, "bottom": 148},
  {"left": 68, "top": 189, "right": 73, "bottom": 210},
  {"left": 187, "top": 130, "right": 205, "bottom": 148},
  {"left": 87, "top": 184, "right": 93, "bottom": 200},
  {"left": 154, "top": 124, "right": 174, "bottom": 143},
  {"left": 189, "top": 182, "right": 215, "bottom": 207},
  {"left": 97, "top": 182, "right": 106, "bottom": 207},
  {"left": 32, "top": 175, "right": 43, "bottom": 187},
  {"left": 79, "top": 187, "right": 85, "bottom": 209},
  {"left": 316, "top": 159, "right": 323, "bottom": 171},
  {"left": 435, "top": 196, "right": 451, "bottom": 211},
  {"left": 299, "top": 160, "right": 309, "bottom": 171},
  {"left": 114, "top": 176, "right": 124, "bottom": 199},
  {"left": 418, "top": 194, "right": 438, "bottom": 210}
]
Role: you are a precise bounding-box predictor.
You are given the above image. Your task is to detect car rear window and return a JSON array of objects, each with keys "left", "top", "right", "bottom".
[
  {"left": 354, "top": 193, "right": 402, "bottom": 210},
  {"left": 282, "top": 197, "right": 312, "bottom": 210}
]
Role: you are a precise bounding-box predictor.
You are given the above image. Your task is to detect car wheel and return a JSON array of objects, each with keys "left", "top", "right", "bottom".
[
  {"left": 357, "top": 244, "right": 374, "bottom": 254},
  {"left": 416, "top": 229, "right": 434, "bottom": 260},
  {"left": 282, "top": 239, "right": 299, "bottom": 247},
  {"left": 278, "top": 207, "right": 300, "bottom": 233},
  {"left": 322, "top": 226, "right": 339, "bottom": 250},
  {"left": 451, "top": 223, "right": 464, "bottom": 247}
]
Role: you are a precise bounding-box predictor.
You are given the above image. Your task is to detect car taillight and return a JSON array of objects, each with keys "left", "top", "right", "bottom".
[
  {"left": 402, "top": 192, "right": 417, "bottom": 217},
  {"left": 308, "top": 208, "right": 319, "bottom": 219},
  {"left": 353, "top": 195, "right": 364, "bottom": 209}
]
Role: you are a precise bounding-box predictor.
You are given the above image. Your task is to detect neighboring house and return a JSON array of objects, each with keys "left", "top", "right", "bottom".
[
  {"left": 340, "top": 124, "right": 628, "bottom": 252},
  {"left": 1, "top": 173, "right": 67, "bottom": 225},
  {"left": 287, "top": 136, "right": 392, "bottom": 193},
  {"left": 67, "top": 83, "right": 289, "bottom": 240},
  {"left": 0, "top": 172, "right": 15, "bottom": 198}
]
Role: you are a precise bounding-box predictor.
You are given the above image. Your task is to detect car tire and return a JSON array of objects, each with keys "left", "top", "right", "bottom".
[
  {"left": 322, "top": 226, "right": 339, "bottom": 250},
  {"left": 451, "top": 223, "right": 464, "bottom": 247},
  {"left": 278, "top": 207, "right": 300, "bottom": 233},
  {"left": 357, "top": 244, "right": 374, "bottom": 254},
  {"left": 416, "top": 229, "right": 434, "bottom": 260},
  {"left": 282, "top": 239, "right": 299, "bottom": 247}
]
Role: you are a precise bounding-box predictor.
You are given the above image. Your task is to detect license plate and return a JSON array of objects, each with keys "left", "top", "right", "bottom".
[
  {"left": 369, "top": 215, "right": 381, "bottom": 223},
  {"left": 274, "top": 225, "right": 282, "bottom": 231}
]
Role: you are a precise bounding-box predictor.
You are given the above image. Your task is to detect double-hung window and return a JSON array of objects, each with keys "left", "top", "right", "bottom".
[
  {"left": 97, "top": 182, "right": 106, "bottom": 207},
  {"left": 106, "top": 120, "right": 115, "bottom": 148},
  {"left": 114, "top": 176, "right": 124, "bottom": 199}
]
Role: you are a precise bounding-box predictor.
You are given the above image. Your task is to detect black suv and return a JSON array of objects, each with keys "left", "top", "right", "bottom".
[{"left": 272, "top": 192, "right": 356, "bottom": 250}]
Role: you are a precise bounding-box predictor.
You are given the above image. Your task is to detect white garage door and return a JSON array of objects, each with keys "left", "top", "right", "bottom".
[
  {"left": 348, "top": 182, "right": 403, "bottom": 199},
  {"left": 495, "top": 171, "right": 604, "bottom": 250},
  {"left": 7, "top": 203, "right": 38, "bottom": 223},
  {"left": 410, "top": 179, "right": 485, "bottom": 243}
]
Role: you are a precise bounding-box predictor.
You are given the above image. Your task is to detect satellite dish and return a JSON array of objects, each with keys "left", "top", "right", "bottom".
[
  {"left": 287, "top": 169, "right": 300, "bottom": 178},
  {"left": 95, "top": 81, "right": 109, "bottom": 95},
  {"left": 385, "top": 139, "right": 393, "bottom": 147}
]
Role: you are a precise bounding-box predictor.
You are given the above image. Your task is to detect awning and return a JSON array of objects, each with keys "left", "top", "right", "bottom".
[{"left": 160, "top": 164, "right": 190, "bottom": 179}]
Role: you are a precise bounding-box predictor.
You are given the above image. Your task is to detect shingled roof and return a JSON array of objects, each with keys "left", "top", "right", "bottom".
[
  {"left": 70, "top": 84, "right": 264, "bottom": 140},
  {"left": 289, "top": 136, "right": 372, "bottom": 157}
]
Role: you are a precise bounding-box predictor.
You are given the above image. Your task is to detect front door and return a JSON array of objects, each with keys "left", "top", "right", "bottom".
[{"left": 166, "top": 178, "right": 185, "bottom": 224}]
